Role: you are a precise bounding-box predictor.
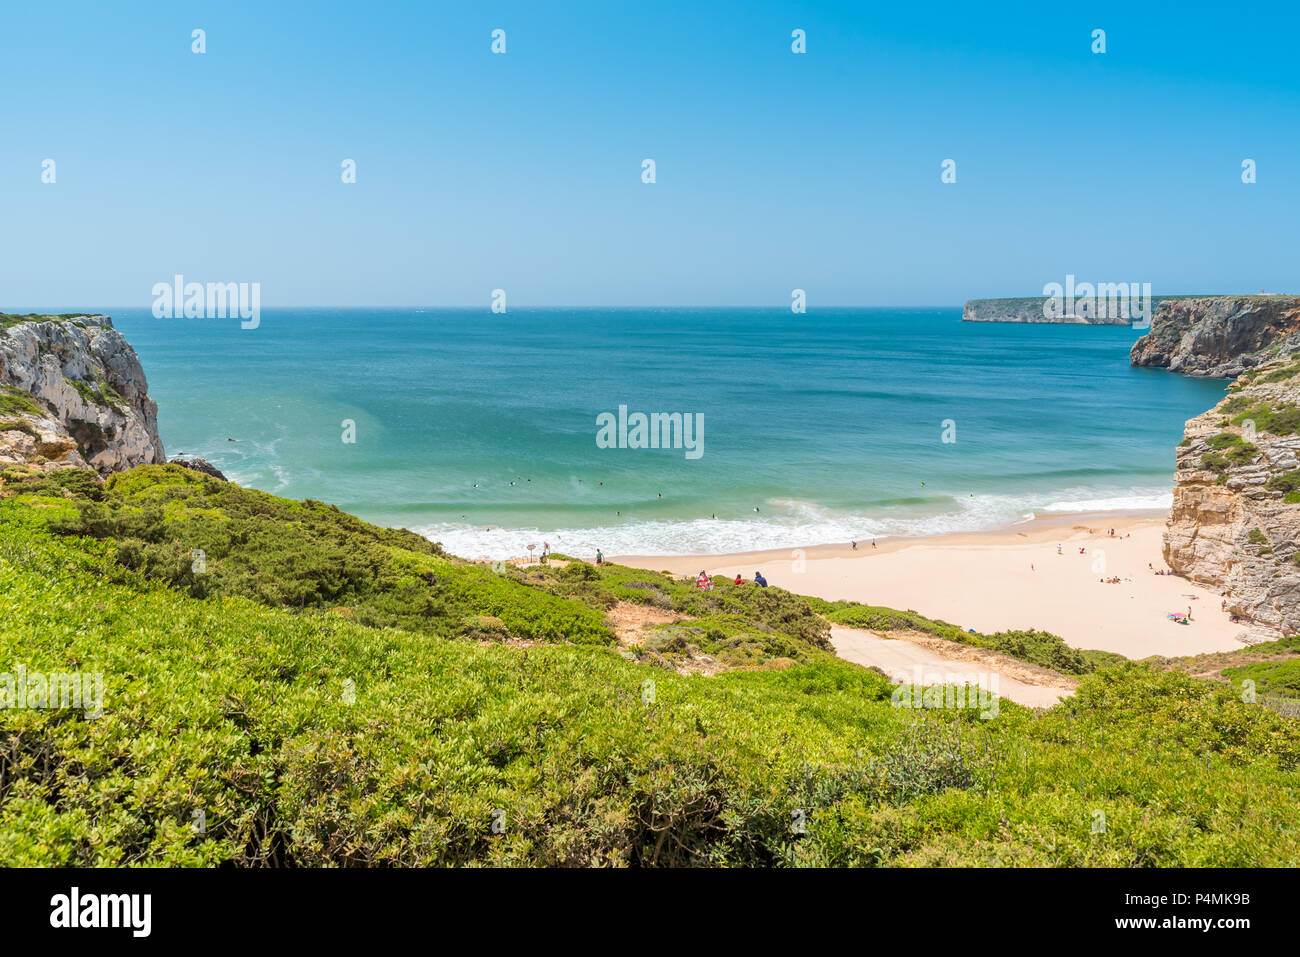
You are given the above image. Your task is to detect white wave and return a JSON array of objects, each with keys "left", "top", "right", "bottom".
[
  {"left": 413, "top": 486, "right": 1174, "bottom": 559},
  {"left": 1039, "top": 491, "right": 1172, "bottom": 513}
]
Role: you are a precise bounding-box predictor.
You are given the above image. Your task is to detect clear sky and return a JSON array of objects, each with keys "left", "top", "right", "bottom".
[{"left": 3, "top": 0, "right": 1297, "bottom": 307}]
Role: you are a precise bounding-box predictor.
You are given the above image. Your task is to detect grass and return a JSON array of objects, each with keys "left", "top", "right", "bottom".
[
  {"left": 63, "top": 375, "right": 125, "bottom": 412},
  {"left": 2, "top": 467, "right": 1300, "bottom": 866},
  {"left": 1219, "top": 397, "right": 1300, "bottom": 437},
  {"left": 0, "top": 420, "right": 39, "bottom": 439},
  {"left": 0, "top": 386, "right": 42, "bottom": 418},
  {"left": 1200, "top": 433, "right": 1259, "bottom": 473},
  {"left": 1265, "top": 470, "right": 1300, "bottom": 497},
  {"left": 0, "top": 312, "right": 88, "bottom": 332},
  {"left": 1235, "top": 360, "right": 1300, "bottom": 388}
]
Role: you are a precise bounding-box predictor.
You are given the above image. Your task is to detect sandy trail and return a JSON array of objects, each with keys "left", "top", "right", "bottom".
[{"left": 829, "top": 626, "right": 1075, "bottom": 709}]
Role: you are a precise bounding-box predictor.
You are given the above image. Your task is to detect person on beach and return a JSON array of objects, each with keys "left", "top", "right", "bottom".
[
  {"left": 754, "top": 572, "right": 768, "bottom": 587},
  {"left": 734, "top": 574, "right": 744, "bottom": 585},
  {"left": 595, "top": 549, "right": 603, "bottom": 565},
  {"left": 851, "top": 540, "right": 857, "bottom": 550},
  {"left": 871, "top": 540, "right": 876, "bottom": 548}
]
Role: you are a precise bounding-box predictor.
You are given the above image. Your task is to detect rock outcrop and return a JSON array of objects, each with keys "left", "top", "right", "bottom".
[
  {"left": 1130, "top": 296, "right": 1300, "bottom": 377},
  {"left": 1163, "top": 355, "right": 1300, "bottom": 637},
  {"left": 963, "top": 297, "right": 1132, "bottom": 324},
  {"left": 170, "top": 457, "right": 227, "bottom": 481},
  {"left": 0, "top": 314, "right": 165, "bottom": 475}
]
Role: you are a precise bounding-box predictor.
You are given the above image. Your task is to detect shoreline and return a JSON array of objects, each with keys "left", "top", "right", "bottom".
[
  {"left": 611, "top": 507, "right": 1256, "bottom": 659},
  {"left": 607, "top": 506, "right": 1171, "bottom": 565}
]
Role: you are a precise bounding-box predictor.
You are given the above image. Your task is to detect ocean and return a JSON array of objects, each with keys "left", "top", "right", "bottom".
[{"left": 108, "top": 307, "right": 1228, "bottom": 559}]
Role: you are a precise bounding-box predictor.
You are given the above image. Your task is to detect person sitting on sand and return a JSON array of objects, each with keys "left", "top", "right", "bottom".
[{"left": 754, "top": 571, "right": 768, "bottom": 588}]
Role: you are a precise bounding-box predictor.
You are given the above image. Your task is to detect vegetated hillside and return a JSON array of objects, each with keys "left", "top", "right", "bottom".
[
  {"left": 1, "top": 464, "right": 613, "bottom": 646},
  {"left": 2, "top": 468, "right": 1300, "bottom": 866},
  {"left": 1162, "top": 635, "right": 1300, "bottom": 715}
]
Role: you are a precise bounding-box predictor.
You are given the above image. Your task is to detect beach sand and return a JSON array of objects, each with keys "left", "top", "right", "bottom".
[{"left": 613, "top": 511, "right": 1253, "bottom": 659}]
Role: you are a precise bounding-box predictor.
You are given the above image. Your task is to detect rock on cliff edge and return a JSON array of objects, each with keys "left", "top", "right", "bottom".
[
  {"left": 1130, "top": 295, "right": 1300, "bottom": 377},
  {"left": 1165, "top": 355, "right": 1300, "bottom": 637},
  {"left": 0, "top": 314, "right": 165, "bottom": 475}
]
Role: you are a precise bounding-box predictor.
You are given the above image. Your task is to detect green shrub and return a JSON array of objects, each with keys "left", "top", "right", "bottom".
[
  {"left": 1266, "top": 470, "right": 1300, "bottom": 495},
  {"left": 3, "top": 479, "right": 1300, "bottom": 866},
  {"left": 0, "top": 386, "right": 41, "bottom": 417}
]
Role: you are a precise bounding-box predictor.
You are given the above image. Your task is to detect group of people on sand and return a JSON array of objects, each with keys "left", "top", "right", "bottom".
[{"left": 696, "top": 570, "right": 768, "bottom": 590}]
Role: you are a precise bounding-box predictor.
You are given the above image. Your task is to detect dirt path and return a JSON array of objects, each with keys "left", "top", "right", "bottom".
[
  {"left": 829, "top": 626, "right": 1076, "bottom": 709},
  {"left": 605, "top": 601, "right": 687, "bottom": 647}
]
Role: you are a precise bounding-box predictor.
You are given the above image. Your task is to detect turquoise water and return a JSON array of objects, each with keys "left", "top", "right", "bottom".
[{"left": 109, "top": 307, "right": 1227, "bottom": 558}]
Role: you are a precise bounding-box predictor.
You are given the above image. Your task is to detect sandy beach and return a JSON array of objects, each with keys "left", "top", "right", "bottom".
[{"left": 614, "top": 511, "right": 1255, "bottom": 659}]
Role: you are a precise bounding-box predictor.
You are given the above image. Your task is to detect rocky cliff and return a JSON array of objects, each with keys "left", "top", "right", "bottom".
[
  {"left": 1165, "top": 356, "right": 1300, "bottom": 636},
  {"left": 1130, "top": 295, "right": 1300, "bottom": 376},
  {"left": 0, "top": 314, "right": 165, "bottom": 476},
  {"left": 1133, "top": 296, "right": 1300, "bottom": 637}
]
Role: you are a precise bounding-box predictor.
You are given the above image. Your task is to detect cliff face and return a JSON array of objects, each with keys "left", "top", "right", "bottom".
[
  {"left": 1130, "top": 296, "right": 1300, "bottom": 377},
  {"left": 962, "top": 298, "right": 1131, "bottom": 324},
  {"left": 1163, "top": 355, "right": 1300, "bottom": 637},
  {"left": 0, "top": 315, "right": 165, "bottom": 475}
]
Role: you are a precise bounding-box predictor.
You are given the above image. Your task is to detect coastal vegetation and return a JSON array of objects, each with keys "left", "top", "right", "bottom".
[
  {"left": 0, "top": 385, "right": 41, "bottom": 417},
  {"left": 3, "top": 466, "right": 1298, "bottom": 866},
  {"left": 1220, "top": 396, "right": 1300, "bottom": 436},
  {"left": 0, "top": 312, "right": 85, "bottom": 332}
]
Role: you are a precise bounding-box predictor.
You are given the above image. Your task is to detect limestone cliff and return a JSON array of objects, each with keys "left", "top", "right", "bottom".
[
  {"left": 1162, "top": 355, "right": 1300, "bottom": 637},
  {"left": 0, "top": 314, "right": 165, "bottom": 476},
  {"left": 963, "top": 297, "right": 1129, "bottom": 324},
  {"left": 1130, "top": 295, "right": 1300, "bottom": 377}
]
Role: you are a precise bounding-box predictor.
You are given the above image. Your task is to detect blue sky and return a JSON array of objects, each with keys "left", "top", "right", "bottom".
[{"left": 3, "top": 0, "right": 1297, "bottom": 307}]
